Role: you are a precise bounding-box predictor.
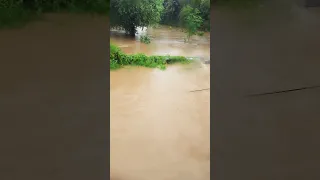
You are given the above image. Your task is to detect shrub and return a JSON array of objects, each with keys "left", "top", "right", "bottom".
[
  {"left": 140, "top": 35, "right": 151, "bottom": 44},
  {"left": 179, "top": 5, "right": 203, "bottom": 41},
  {"left": 110, "top": 43, "right": 190, "bottom": 70}
]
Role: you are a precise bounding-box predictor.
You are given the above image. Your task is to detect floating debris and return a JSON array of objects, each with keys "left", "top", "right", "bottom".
[{"left": 189, "top": 88, "right": 210, "bottom": 93}]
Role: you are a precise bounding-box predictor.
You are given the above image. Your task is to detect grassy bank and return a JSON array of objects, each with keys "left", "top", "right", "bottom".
[
  {"left": 110, "top": 44, "right": 190, "bottom": 70},
  {"left": 0, "top": 0, "right": 109, "bottom": 28}
]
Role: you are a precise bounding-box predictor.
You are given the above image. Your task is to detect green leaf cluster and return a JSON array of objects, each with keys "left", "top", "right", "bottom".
[
  {"left": 179, "top": 5, "right": 203, "bottom": 40},
  {"left": 110, "top": 43, "right": 190, "bottom": 70}
]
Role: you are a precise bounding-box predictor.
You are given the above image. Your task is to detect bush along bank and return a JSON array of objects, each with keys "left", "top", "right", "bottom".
[{"left": 110, "top": 44, "right": 190, "bottom": 70}]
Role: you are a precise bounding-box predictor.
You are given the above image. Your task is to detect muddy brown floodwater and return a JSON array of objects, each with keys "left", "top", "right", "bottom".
[
  {"left": 110, "top": 26, "right": 210, "bottom": 180},
  {"left": 110, "top": 26, "right": 210, "bottom": 60}
]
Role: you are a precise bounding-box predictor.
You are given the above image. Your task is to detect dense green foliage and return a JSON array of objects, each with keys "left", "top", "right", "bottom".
[
  {"left": 110, "top": 43, "right": 190, "bottom": 70},
  {"left": 110, "top": 0, "right": 164, "bottom": 36},
  {"left": 179, "top": 5, "right": 203, "bottom": 40},
  {"left": 110, "top": 0, "right": 210, "bottom": 37},
  {"left": 140, "top": 35, "right": 151, "bottom": 44},
  {"left": 160, "top": 0, "right": 181, "bottom": 25},
  {"left": 160, "top": 0, "right": 210, "bottom": 31},
  {"left": 0, "top": 0, "right": 109, "bottom": 28}
]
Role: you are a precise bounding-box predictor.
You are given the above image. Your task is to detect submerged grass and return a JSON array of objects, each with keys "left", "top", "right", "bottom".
[{"left": 110, "top": 44, "right": 190, "bottom": 70}]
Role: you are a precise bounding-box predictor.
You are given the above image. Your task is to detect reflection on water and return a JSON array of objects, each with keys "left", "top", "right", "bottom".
[
  {"left": 110, "top": 26, "right": 210, "bottom": 60},
  {"left": 110, "top": 63, "right": 210, "bottom": 180}
]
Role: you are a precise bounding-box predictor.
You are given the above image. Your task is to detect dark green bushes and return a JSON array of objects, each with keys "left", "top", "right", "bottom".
[
  {"left": 179, "top": 5, "right": 203, "bottom": 40},
  {"left": 0, "top": 0, "right": 109, "bottom": 28},
  {"left": 0, "top": 0, "right": 32, "bottom": 27},
  {"left": 160, "top": 0, "right": 210, "bottom": 31},
  {"left": 110, "top": 0, "right": 163, "bottom": 36},
  {"left": 22, "top": 0, "right": 109, "bottom": 14},
  {"left": 0, "top": 6, "right": 35, "bottom": 28},
  {"left": 110, "top": 43, "right": 190, "bottom": 70}
]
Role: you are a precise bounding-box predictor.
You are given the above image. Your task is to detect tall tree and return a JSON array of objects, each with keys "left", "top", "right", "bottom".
[
  {"left": 161, "top": 0, "right": 181, "bottom": 24},
  {"left": 110, "top": 0, "right": 164, "bottom": 36},
  {"left": 160, "top": 0, "right": 210, "bottom": 30},
  {"left": 179, "top": 5, "right": 203, "bottom": 40}
]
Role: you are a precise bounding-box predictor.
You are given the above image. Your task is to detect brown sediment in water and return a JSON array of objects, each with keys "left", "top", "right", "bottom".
[
  {"left": 110, "top": 64, "right": 210, "bottom": 180},
  {"left": 110, "top": 23, "right": 210, "bottom": 180}
]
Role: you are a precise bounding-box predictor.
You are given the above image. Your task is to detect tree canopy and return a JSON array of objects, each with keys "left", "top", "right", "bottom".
[
  {"left": 179, "top": 5, "right": 203, "bottom": 40},
  {"left": 110, "top": 0, "right": 210, "bottom": 37},
  {"left": 110, "top": 0, "right": 164, "bottom": 36},
  {"left": 161, "top": 0, "right": 210, "bottom": 30}
]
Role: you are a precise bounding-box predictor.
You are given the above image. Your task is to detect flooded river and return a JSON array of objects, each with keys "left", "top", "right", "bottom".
[
  {"left": 110, "top": 26, "right": 210, "bottom": 180},
  {"left": 110, "top": 26, "right": 210, "bottom": 60},
  {"left": 111, "top": 65, "right": 210, "bottom": 180}
]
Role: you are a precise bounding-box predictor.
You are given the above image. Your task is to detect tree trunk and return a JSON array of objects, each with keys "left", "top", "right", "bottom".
[{"left": 129, "top": 26, "right": 136, "bottom": 37}]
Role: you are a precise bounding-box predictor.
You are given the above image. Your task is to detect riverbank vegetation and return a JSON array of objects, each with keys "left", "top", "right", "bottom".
[
  {"left": 110, "top": 0, "right": 164, "bottom": 36},
  {"left": 0, "top": 0, "right": 109, "bottom": 28},
  {"left": 179, "top": 4, "right": 204, "bottom": 41},
  {"left": 110, "top": 0, "right": 210, "bottom": 38},
  {"left": 161, "top": 0, "right": 210, "bottom": 31},
  {"left": 110, "top": 43, "right": 190, "bottom": 70}
]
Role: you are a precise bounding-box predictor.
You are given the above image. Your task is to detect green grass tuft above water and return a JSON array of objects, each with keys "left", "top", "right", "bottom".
[{"left": 110, "top": 43, "right": 190, "bottom": 70}]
